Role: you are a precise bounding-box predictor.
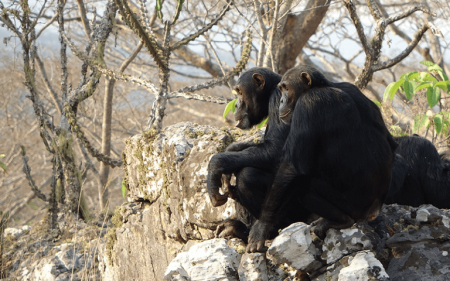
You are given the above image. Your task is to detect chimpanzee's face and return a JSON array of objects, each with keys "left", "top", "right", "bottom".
[
  {"left": 278, "top": 69, "right": 312, "bottom": 124},
  {"left": 234, "top": 73, "right": 266, "bottom": 130}
]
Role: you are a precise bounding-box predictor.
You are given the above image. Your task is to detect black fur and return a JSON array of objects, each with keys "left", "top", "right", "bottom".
[
  {"left": 207, "top": 67, "right": 311, "bottom": 241},
  {"left": 385, "top": 135, "right": 450, "bottom": 208},
  {"left": 246, "top": 65, "right": 396, "bottom": 252}
]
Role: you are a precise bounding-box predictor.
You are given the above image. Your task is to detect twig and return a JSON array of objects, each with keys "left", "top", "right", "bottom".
[
  {"left": 171, "top": 0, "right": 233, "bottom": 51},
  {"left": 21, "top": 154, "right": 48, "bottom": 202}
]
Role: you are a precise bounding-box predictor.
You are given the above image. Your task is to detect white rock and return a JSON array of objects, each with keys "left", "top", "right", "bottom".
[
  {"left": 238, "top": 253, "right": 268, "bottom": 281},
  {"left": 443, "top": 216, "right": 450, "bottom": 228},
  {"left": 416, "top": 208, "right": 430, "bottom": 222},
  {"left": 25, "top": 245, "right": 88, "bottom": 281},
  {"left": 267, "top": 222, "right": 322, "bottom": 272},
  {"left": 323, "top": 228, "right": 373, "bottom": 264},
  {"left": 4, "top": 227, "right": 23, "bottom": 240},
  {"left": 22, "top": 225, "right": 32, "bottom": 232},
  {"left": 163, "top": 238, "right": 242, "bottom": 281},
  {"left": 338, "top": 251, "right": 389, "bottom": 281}
]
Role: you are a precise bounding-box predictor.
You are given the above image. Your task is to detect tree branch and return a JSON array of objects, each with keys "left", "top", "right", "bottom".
[
  {"left": 374, "top": 23, "right": 437, "bottom": 71},
  {"left": 22, "top": 154, "right": 48, "bottom": 202},
  {"left": 76, "top": 0, "right": 92, "bottom": 40},
  {"left": 385, "top": 6, "right": 435, "bottom": 25},
  {"left": 170, "top": 0, "right": 232, "bottom": 51},
  {"left": 36, "top": 54, "right": 62, "bottom": 114},
  {"left": 366, "top": 0, "right": 382, "bottom": 21},
  {"left": 168, "top": 29, "right": 252, "bottom": 101},
  {"left": 343, "top": 0, "right": 371, "bottom": 55}
]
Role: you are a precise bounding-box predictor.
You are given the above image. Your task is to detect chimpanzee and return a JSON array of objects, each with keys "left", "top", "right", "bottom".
[
  {"left": 207, "top": 67, "right": 311, "bottom": 241},
  {"left": 246, "top": 65, "right": 397, "bottom": 252},
  {"left": 385, "top": 134, "right": 450, "bottom": 208}
]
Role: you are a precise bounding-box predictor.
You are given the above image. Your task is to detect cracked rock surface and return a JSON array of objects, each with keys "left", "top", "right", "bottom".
[{"left": 99, "top": 123, "right": 450, "bottom": 281}]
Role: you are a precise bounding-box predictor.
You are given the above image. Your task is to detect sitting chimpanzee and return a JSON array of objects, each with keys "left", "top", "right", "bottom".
[
  {"left": 385, "top": 134, "right": 450, "bottom": 208},
  {"left": 207, "top": 67, "right": 311, "bottom": 241},
  {"left": 246, "top": 65, "right": 397, "bottom": 252}
]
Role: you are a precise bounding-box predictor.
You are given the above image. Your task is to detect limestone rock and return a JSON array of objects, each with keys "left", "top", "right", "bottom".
[
  {"left": 386, "top": 241, "right": 450, "bottom": 281},
  {"left": 101, "top": 123, "right": 263, "bottom": 281},
  {"left": 3, "top": 225, "right": 31, "bottom": 240},
  {"left": 163, "top": 238, "right": 242, "bottom": 281},
  {"left": 95, "top": 122, "right": 450, "bottom": 281},
  {"left": 267, "top": 222, "right": 323, "bottom": 272},
  {"left": 23, "top": 243, "right": 96, "bottom": 281},
  {"left": 322, "top": 226, "right": 374, "bottom": 264},
  {"left": 338, "top": 251, "right": 389, "bottom": 281},
  {"left": 238, "top": 253, "right": 269, "bottom": 281}
]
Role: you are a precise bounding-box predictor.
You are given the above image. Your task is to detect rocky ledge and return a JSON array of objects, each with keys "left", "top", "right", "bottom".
[{"left": 100, "top": 122, "right": 450, "bottom": 281}]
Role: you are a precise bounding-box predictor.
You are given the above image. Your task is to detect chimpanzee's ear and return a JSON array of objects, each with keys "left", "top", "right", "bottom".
[
  {"left": 301, "top": 72, "right": 312, "bottom": 86},
  {"left": 252, "top": 73, "right": 265, "bottom": 89}
]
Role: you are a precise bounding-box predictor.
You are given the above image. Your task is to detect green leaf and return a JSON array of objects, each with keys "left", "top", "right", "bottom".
[
  {"left": 413, "top": 114, "right": 430, "bottom": 133},
  {"left": 434, "top": 114, "right": 443, "bottom": 135},
  {"left": 414, "top": 81, "right": 431, "bottom": 92},
  {"left": 122, "top": 179, "right": 127, "bottom": 199},
  {"left": 400, "top": 72, "right": 415, "bottom": 80},
  {"left": 400, "top": 72, "right": 419, "bottom": 81},
  {"left": 0, "top": 162, "right": 6, "bottom": 175},
  {"left": 434, "top": 81, "right": 449, "bottom": 92},
  {"left": 156, "top": 0, "right": 163, "bottom": 19},
  {"left": 223, "top": 99, "right": 237, "bottom": 119},
  {"left": 390, "top": 125, "right": 402, "bottom": 136},
  {"left": 0, "top": 154, "right": 5, "bottom": 158},
  {"left": 420, "top": 60, "right": 435, "bottom": 67},
  {"left": 419, "top": 72, "right": 438, "bottom": 83},
  {"left": 426, "top": 87, "right": 440, "bottom": 108},
  {"left": 428, "top": 64, "right": 444, "bottom": 73},
  {"left": 437, "top": 71, "right": 449, "bottom": 82},
  {"left": 443, "top": 126, "right": 448, "bottom": 137},
  {"left": 257, "top": 117, "right": 269, "bottom": 129},
  {"left": 403, "top": 80, "right": 413, "bottom": 100},
  {"left": 383, "top": 79, "right": 404, "bottom": 102},
  {"left": 373, "top": 100, "right": 381, "bottom": 107},
  {"left": 408, "top": 72, "right": 420, "bottom": 81}
]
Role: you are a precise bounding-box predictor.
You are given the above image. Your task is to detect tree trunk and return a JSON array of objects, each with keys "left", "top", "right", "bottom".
[
  {"left": 277, "top": 0, "right": 329, "bottom": 74},
  {"left": 98, "top": 41, "right": 144, "bottom": 210},
  {"left": 98, "top": 78, "right": 115, "bottom": 210}
]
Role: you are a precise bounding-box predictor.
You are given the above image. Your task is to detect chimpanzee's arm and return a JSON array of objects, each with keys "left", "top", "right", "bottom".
[
  {"left": 207, "top": 141, "right": 281, "bottom": 207},
  {"left": 225, "top": 141, "right": 260, "bottom": 152}
]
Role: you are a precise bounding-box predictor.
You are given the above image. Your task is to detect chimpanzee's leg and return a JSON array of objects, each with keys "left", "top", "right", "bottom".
[
  {"left": 216, "top": 167, "right": 271, "bottom": 241},
  {"left": 301, "top": 178, "right": 356, "bottom": 240}
]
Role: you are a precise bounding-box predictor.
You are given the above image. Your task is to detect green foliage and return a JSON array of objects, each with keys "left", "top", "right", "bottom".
[
  {"left": 257, "top": 117, "right": 269, "bottom": 129},
  {"left": 384, "top": 61, "right": 450, "bottom": 137},
  {"left": 223, "top": 95, "right": 268, "bottom": 129},
  {"left": 223, "top": 99, "right": 237, "bottom": 119},
  {"left": 156, "top": 0, "right": 163, "bottom": 19},
  {"left": 389, "top": 125, "right": 406, "bottom": 137},
  {"left": 0, "top": 154, "right": 6, "bottom": 175},
  {"left": 121, "top": 178, "right": 127, "bottom": 199}
]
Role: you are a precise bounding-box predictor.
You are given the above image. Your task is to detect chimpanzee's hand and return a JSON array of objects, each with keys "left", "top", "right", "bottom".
[
  {"left": 209, "top": 188, "right": 228, "bottom": 207},
  {"left": 246, "top": 220, "right": 271, "bottom": 253}
]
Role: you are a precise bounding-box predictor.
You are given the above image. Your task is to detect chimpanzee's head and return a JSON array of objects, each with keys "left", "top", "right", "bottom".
[
  {"left": 233, "top": 68, "right": 281, "bottom": 129},
  {"left": 278, "top": 65, "right": 329, "bottom": 124}
]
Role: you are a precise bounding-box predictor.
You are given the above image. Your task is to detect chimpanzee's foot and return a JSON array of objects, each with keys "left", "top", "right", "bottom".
[
  {"left": 311, "top": 217, "right": 355, "bottom": 240},
  {"left": 246, "top": 220, "right": 271, "bottom": 253},
  {"left": 215, "top": 219, "right": 249, "bottom": 242}
]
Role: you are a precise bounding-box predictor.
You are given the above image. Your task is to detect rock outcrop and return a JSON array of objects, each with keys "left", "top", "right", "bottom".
[
  {"left": 100, "top": 122, "right": 450, "bottom": 281},
  {"left": 3, "top": 213, "right": 107, "bottom": 280},
  {"left": 100, "top": 122, "right": 263, "bottom": 280}
]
